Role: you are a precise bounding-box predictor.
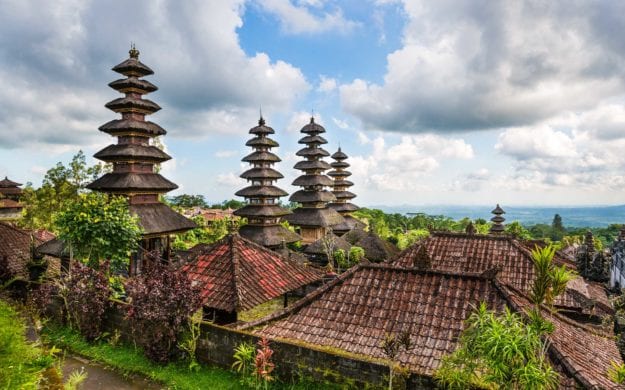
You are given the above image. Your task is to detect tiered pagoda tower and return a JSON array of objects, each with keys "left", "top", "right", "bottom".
[
  {"left": 328, "top": 148, "right": 364, "bottom": 235},
  {"left": 285, "top": 118, "right": 344, "bottom": 244},
  {"left": 88, "top": 46, "right": 195, "bottom": 272},
  {"left": 489, "top": 204, "right": 506, "bottom": 234},
  {"left": 234, "top": 117, "right": 301, "bottom": 248},
  {"left": 0, "top": 177, "right": 23, "bottom": 201}
]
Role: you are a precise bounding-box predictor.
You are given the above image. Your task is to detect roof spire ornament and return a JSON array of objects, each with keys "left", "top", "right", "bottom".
[
  {"left": 489, "top": 204, "right": 506, "bottom": 234},
  {"left": 129, "top": 43, "right": 139, "bottom": 59}
]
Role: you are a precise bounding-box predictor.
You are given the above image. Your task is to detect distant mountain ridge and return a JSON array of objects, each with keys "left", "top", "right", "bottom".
[{"left": 370, "top": 204, "right": 625, "bottom": 228}]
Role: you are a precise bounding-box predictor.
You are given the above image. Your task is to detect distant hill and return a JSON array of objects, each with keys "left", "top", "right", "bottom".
[{"left": 370, "top": 204, "right": 625, "bottom": 228}]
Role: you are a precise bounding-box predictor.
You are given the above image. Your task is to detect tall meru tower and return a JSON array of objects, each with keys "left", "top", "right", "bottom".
[{"left": 88, "top": 46, "right": 195, "bottom": 274}]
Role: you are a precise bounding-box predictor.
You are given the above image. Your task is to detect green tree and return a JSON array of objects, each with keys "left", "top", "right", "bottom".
[
  {"left": 435, "top": 303, "right": 559, "bottom": 389},
  {"left": 20, "top": 151, "right": 107, "bottom": 231},
  {"left": 54, "top": 192, "right": 142, "bottom": 272},
  {"left": 168, "top": 194, "right": 208, "bottom": 208},
  {"left": 505, "top": 221, "right": 532, "bottom": 240},
  {"left": 550, "top": 214, "right": 565, "bottom": 241}
]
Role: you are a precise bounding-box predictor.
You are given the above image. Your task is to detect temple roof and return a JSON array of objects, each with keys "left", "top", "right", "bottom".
[
  {"left": 0, "top": 222, "right": 45, "bottom": 280},
  {"left": 108, "top": 77, "right": 157, "bottom": 94},
  {"left": 300, "top": 117, "right": 326, "bottom": 134},
  {"left": 99, "top": 119, "right": 167, "bottom": 137},
  {"left": 0, "top": 177, "right": 22, "bottom": 187},
  {"left": 304, "top": 233, "right": 352, "bottom": 255},
  {"left": 392, "top": 232, "right": 612, "bottom": 317},
  {"left": 105, "top": 97, "right": 161, "bottom": 115},
  {"left": 353, "top": 231, "right": 399, "bottom": 262},
  {"left": 249, "top": 118, "right": 275, "bottom": 135},
  {"left": 129, "top": 203, "right": 197, "bottom": 236},
  {"left": 331, "top": 215, "right": 366, "bottom": 233},
  {"left": 298, "top": 135, "right": 328, "bottom": 145},
  {"left": 111, "top": 48, "right": 154, "bottom": 77},
  {"left": 233, "top": 204, "right": 292, "bottom": 218},
  {"left": 87, "top": 172, "right": 178, "bottom": 193},
  {"left": 289, "top": 190, "right": 336, "bottom": 203},
  {"left": 240, "top": 263, "right": 622, "bottom": 387},
  {"left": 181, "top": 234, "right": 323, "bottom": 312},
  {"left": 238, "top": 224, "right": 301, "bottom": 248},
  {"left": 295, "top": 147, "right": 330, "bottom": 158},
  {"left": 235, "top": 185, "right": 288, "bottom": 198},
  {"left": 240, "top": 167, "right": 284, "bottom": 181},
  {"left": 0, "top": 199, "right": 22, "bottom": 209},
  {"left": 292, "top": 174, "right": 334, "bottom": 187},
  {"left": 293, "top": 160, "right": 332, "bottom": 171},
  {"left": 242, "top": 151, "right": 281, "bottom": 163},
  {"left": 284, "top": 207, "right": 344, "bottom": 228},
  {"left": 93, "top": 144, "right": 171, "bottom": 163},
  {"left": 331, "top": 148, "right": 348, "bottom": 160},
  {"left": 246, "top": 137, "right": 279, "bottom": 148}
]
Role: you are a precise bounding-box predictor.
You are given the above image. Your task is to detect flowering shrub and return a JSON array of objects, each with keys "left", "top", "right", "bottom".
[
  {"left": 65, "top": 262, "right": 110, "bottom": 341},
  {"left": 125, "top": 263, "right": 202, "bottom": 363},
  {"left": 255, "top": 338, "right": 275, "bottom": 389}
]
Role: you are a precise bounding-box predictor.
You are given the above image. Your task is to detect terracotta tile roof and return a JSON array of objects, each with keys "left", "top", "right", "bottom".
[
  {"left": 242, "top": 264, "right": 508, "bottom": 375},
  {"left": 392, "top": 232, "right": 611, "bottom": 316},
  {"left": 0, "top": 222, "right": 43, "bottom": 279},
  {"left": 181, "top": 234, "right": 323, "bottom": 312},
  {"left": 241, "top": 263, "right": 623, "bottom": 387}
]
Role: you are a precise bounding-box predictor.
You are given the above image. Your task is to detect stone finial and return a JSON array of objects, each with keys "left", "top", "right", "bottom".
[
  {"left": 465, "top": 221, "right": 477, "bottom": 235},
  {"left": 489, "top": 204, "right": 506, "bottom": 234}
]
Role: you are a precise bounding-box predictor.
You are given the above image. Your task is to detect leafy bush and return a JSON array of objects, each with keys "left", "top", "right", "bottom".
[
  {"left": 232, "top": 341, "right": 256, "bottom": 387},
  {"left": 255, "top": 338, "right": 275, "bottom": 389},
  {"left": 65, "top": 261, "right": 110, "bottom": 341},
  {"left": 125, "top": 263, "right": 202, "bottom": 363}
]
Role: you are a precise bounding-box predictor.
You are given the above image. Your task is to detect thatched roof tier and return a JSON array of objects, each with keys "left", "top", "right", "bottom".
[
  {"left": 331, "top": 149, "right": 348, "bottom": 160},
  {"left": 240, "top": 167, "right": 284, "bottom": 180},
  {"left": 0, "top": 177, "right": 22, "bottom": 187},
  {"left": 292, "top": 174, "right": 334, "bottom": 187},
  {"left": 293, "top": 160, "right": 332, "bottom": 171},
  {"left": 304, "top": 233, "right": 351, "bottom": 255},
  {"left": 235, "top": 185, "right": 288, "bottom": 198},
  {"left": 354, "top": 232, "right": 399, "bottom": 262},
  {"left": 300, "top": 117, "right": 326, "bottom": 134},
  {"left": 289, "top": 190, "right": 336, "bottom": 204},
  {"left": 130, "top": 203, "right": 196, "bottom": 236},
  {"left": 87, "top": 172, "right": 177, "bottom": 192},
  {"left": 246, "top": 137, "right": 279, "bottom": 147},
  {"left": 105, "top": 97, "right": 161, "bottom": 115},
  {"left": 295, "top": 147, "right": 330, "bottom": 158},
  {"left": 249, "top": 120, "right": 275, "bottom": 135},
  {"left": 332, "top": 179, "right": 354, "bottom": 187},
  {"left": 93, "top": 144, "right": 171, "bottom": 163},
  {"left": 298, "top": 135, "right": 328, "bottom": 145},
  {"left": 242, "top": 151, "right": 281, "bottom": 163},
  {"left": 234, "top": 204, "right": 292, "bottom": 218},
  {"left": 284, "top": 207, "right": 344, "bottom": 228},
  {"left": 332, "top": 190, "right": 357, "bottom": 200},
  {"left": 328, "top": 202, "right": 359, "bottom": 213},
  {"left": 327, "top": 168, "right": 351, "bottom": 177},
  {"left": 331, "top": 215, "right": 365, "bottom": 235},
  {"left": 108, "top": 77, "right": 157, "bottom": 94},
  {"left": 99, "top": 119, "right": 166, "bottom": 136},
  {"left": 238, "top": 225, "right": 301, "bottom": 248},
  {"left": 111, "top": 50, "right": 154, "bottom": 77}
]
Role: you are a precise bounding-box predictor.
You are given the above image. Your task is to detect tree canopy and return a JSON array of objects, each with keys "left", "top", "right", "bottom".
[{"left": 54, "top": 192, "right": 142, "bottom": 272}]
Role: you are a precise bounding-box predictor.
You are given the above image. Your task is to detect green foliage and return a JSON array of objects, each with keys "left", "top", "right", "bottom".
[
  {"left": 348, "top": 246, "right": 365, "bottom": 263},
  {"left": 380, "top": 331, "right": 412, "bottom": 390},
  {"left": 529, "top": 244, "right": 576, "bottom": 307},
  {"left": 0, "top": 300, "right": 54, "bottom": 389},
  {"left": 20, "top": 151, "right": 108, "bottom": 231},
  {"left": 172, "top": 215, "right": 233, "bottom": 250},
  {"left": 168, "top": 194, "right": 208, "bottom": 208},
  {"left": 63, "top": 367, "right": 88, "bottom": 390},
  {"left": 178, "top": 310, "right": 203, "bottom": 372},
  {"left": 608, "top": 361, "right": 625, "bottom": 384},
  {"left": 232, "top": 341, "right": 256, "bottom": 387},
  {"left": 395, "top": 229, "right": 430, "bottom": 250},
  {"left": 211, "top": 199, "right": 246, "bottom": 210},
  {"left": 435, "top": 303, "right": 558, "bottom": 389},
  {"left": 54, "top": 192, "right": 142, "bottom": 272},
  {"left": 505, "top": 221, "right": 532, "bottom": 240}
]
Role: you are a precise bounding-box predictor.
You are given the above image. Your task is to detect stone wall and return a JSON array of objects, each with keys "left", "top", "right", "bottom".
[{"left": 48, "top": 298, "right": 434, "bottom": 389}]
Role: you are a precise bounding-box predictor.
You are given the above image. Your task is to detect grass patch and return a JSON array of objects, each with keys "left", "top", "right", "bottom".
[
  {"left": 42, "top": 324, "right": 340, "bottom": 389},
  {"left": 238, "top": 296, "right": 299, "bottom": 322},
  {"left": 0, "top": 300, "right": 55, "bottom": 389}
]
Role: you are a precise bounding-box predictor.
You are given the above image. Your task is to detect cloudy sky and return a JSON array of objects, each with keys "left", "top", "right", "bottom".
[{"left": 2, "top": 0, "right": 625, "bottom": 207}]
